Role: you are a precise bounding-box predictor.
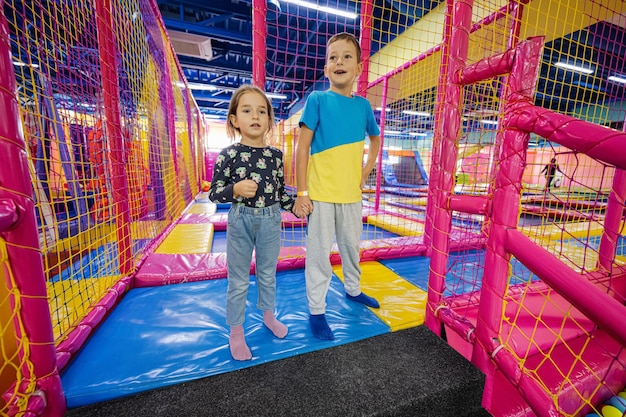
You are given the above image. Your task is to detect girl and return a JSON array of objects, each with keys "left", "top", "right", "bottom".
[{"left": 209, "top": 85, "right": 302, "bottom": 360}]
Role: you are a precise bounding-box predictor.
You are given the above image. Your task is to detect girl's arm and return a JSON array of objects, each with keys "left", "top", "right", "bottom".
[{"left": 208, "top": 152, "right": 237, "bottom": 202}]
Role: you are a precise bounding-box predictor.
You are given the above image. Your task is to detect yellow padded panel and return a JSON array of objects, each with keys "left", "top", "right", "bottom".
[
  {"left": 391, "top": 197, "right": 428, "bottom": 206},
  {"left": 333, "top": 261, "right": 427, "bottom": 331},
  {"left": 367, "top": 214, "right": 424, "bottom": 237},
  {"left": 155, "top": 223, "right": 214, "bottom": 254},
  {"left": 520, "top": 220, "right": 624, "bottom": 241},
  {"left": 186, "top": 202, "right": 218, "bottom": 215}
]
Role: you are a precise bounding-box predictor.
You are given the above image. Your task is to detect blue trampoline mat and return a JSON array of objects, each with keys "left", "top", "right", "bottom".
[
  {"left": 61, "top": 268, "right": 390, "bottom": 408},
  {"left": 382, "top": 250, "right": 535, "bottom": 296},
  {"left": 212, "top": 224, "right": 398, "bottom": 253}
]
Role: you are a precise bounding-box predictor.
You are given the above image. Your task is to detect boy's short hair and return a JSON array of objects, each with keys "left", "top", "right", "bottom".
[{"left": 327, "top": 32, "right": 361, "bottom": 62}]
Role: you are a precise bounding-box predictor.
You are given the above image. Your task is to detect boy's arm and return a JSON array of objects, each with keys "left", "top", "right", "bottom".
[
  {"left": 296, "top": 125, "right": 313, "bottom": 192},
  {"left": 294, "top": 125, "right": 314, "bottom": 215},
  {"left": 361, "top": 134, "right": 381, "bottom": 189}
]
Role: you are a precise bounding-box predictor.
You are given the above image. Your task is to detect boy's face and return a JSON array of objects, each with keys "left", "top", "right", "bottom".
[{"left": 324, "top": 39, "right": 362, "bottom": 94}]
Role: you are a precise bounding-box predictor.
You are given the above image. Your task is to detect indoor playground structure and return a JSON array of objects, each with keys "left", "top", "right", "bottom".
[{"left": 0, "top": 0, "right": 625, "bottom": 416}]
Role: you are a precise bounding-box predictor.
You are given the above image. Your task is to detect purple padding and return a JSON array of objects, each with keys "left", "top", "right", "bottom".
[
  {"left": 449, "top": 280, "right": 598, "bottom": 359},
  {"left": 525, "top": 329, "right": 626, "bottom": 416},
  {"left": 135, "top": 253, "right": 228, "bottom": 286},
  {"left": 178, "top": 212, "right": 219, "bottom": 224},
  {"left": 179, "top": 211, "right": 307, "bottom": 231},
  {"left": 134, "top": 234, "right": 483, "bottom": 287},
  {"left": 135, "top": 246, "right": 308, "bottom": 287}
]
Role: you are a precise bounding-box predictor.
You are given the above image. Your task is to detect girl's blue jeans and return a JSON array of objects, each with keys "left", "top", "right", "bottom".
[{"left": 226, "top": 203, "right": 282, "bottom": 327}]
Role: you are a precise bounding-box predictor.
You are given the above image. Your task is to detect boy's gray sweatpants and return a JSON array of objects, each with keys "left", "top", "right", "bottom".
[{"left": 305, "top": 201, "right": 362, "bottom": 315}]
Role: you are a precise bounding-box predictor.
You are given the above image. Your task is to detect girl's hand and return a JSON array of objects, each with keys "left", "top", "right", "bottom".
[
  {"left": 294, "top": 196, "right": 313, "bottom": 218},
  {"left": 233, "top": 180, "right": 258, "bottom": 199}
]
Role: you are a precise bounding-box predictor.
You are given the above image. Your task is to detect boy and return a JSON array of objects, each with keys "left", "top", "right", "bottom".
[{"left": 293, "top": 32, "right": 381, "bottom": 340}]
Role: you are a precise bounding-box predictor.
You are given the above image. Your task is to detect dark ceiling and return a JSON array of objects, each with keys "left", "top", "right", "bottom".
[
  {"left": 6, "top": 1, "right": 625, "bottom": 129},
  {"left": 156, "top": 0, "right": 444, "bottom": 121},
  {"left": 157, "top": 0, "right": 625, "bottom": 130}
]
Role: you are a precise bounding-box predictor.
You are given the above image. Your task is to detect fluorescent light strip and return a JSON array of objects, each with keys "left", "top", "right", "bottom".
[
  {"left": 13, "top": 60, "right": 39, "bottom": 68},
  {"left": 409, "top": 132, "right": 428, "bottom": 137},
  {"left": 187, "top": 82, "right": 218, "bottom": 91},
  {"left": 183, "top": 82, "right": 287, "bottom": 100},
  {"left": 266, "top": 92, "right": 288, "bottom": 100},
  {"left": 384, "top": 130, "right": 402, "bottom": 135},
  {"left": 608, "top": 75, "right": 626, "bottom": 85},
  {"left": 403, "top": 110, "right": 431, "bottom": 117},
  {"left": 480, "top": 119, "right": 499, "bottom": 126},
  {"left": 554, "top": 62, "right": 594, "bottom": 75},
  {"left": 376, "top": 107, "right": 391, "bottom": 112},
  {"left": 281, "top": 0, "right": 357, "bottom": 19}
]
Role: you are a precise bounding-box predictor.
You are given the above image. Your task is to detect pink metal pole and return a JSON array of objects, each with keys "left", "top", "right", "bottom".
[
  {"left": 0, "top": 4, "right": 65, "bottom": 416},
  {"left": 252, "top": 0, "right": 267, "bottom": 88},
  {"left": 374, "top": 77, "right": 389, "bottom": 211},
  {"left": 447, "top": 195, "right": 489, "bottom": 215},
  {"left": 357, "top": 0, "right": 373, "bottom": 96},
  {"left": 470, "top": 36, "right": 544, "bottom": 413},
  {"left": 485, "top": 2, "right": 524, "bottom": 202},
  {"left": 423, "top": 0, "right": 453, "bottom": 254},
  {"left": 95, "top": 0, "right": 133, "bottom": 275},
  {"left": 185, "top": 91, "right": 198, "bottom": 192},
  {"left": 505, "top": 228, "right": 626, "bottom": 347},
  {"left": 508, "top": 104, "right": 626, "bottom": 169},
  {"left": 424, "top": 0, "right": 471, "bottom": 334},
  {"left": 597, "top": 116, "right": 626, "bottom": 271}
]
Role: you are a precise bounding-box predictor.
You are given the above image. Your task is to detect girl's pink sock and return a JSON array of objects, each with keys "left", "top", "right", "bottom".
[
  {"left": 263, "top": 311, "right": 288, "bottom": 338},
  {"left": 229, "top": 325, "right": 252, "bottom": 361}
]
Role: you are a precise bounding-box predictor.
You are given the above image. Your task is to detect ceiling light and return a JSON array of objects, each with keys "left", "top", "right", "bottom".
[
  {"left": 480, "top": 119, "right": 498, "bottom": 126},
  {"left": 12, "top": 60, "right": 39, "bottom": 68},
  {"left": 281, "top": 0, "right": 357, "bottom": 19},
  {"left": 608, "top": 75, "right": 626, "bottom": 85},
  {"left": 266, "top": 92, "right": 288, "bottom": 100},
  {"left": 376, "top": 107, "right": 391, "bottom": 112},
  {"left": 409, "top": 132, "right": 428, "bottom": 137},
  {"left": 187, "top": 82, "right": 218, "bottom": 91},
  {"left": 403, "top": 110, "right": 431, "bottom": 117},
  {"left": 554, "top": 62, "right": 594, "bottom": 75},
  {"left": 384, "top": 130, "right": 402, "bottom": 135}
]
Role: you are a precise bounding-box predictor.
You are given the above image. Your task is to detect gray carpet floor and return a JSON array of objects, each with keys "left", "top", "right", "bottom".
[{"left": 65, "top": 326, "right": 491, "bottom": 417}]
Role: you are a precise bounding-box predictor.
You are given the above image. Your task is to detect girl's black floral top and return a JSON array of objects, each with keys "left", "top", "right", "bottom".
[{"left": 208, "top": 143, "right": 295, "bottom": 211}]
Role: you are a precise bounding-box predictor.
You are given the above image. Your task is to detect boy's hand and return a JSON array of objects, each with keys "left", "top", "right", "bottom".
[
  {"left": 293, "top": 196, "right": 313, "bottom": 218},
  {"left": 233, "top": 180, "right": 258, "bottom": 199}
]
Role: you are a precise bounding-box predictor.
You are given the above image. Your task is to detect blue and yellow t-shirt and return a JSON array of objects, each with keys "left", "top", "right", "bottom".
[{"left": 299, "top": 90, "right": 380, "bottom": 204}]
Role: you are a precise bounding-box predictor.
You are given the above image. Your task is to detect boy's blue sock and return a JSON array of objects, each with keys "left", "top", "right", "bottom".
[
  {"left": 309, "top": 314, "right": 334, "bottom": 340},
  {"left": 346, "top": 292, "right": 380, "bottom": 309}
]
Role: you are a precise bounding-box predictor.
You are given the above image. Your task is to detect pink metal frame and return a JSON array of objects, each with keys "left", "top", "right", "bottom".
[
  {"left": 1, "top": 1, "right": 625, "bottom": 416},
  {"left": 0, "top": 2, "right": 65, "bottom": 415}
]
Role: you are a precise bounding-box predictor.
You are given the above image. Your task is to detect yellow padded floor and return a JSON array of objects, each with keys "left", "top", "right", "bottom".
[
  {"left": 333, "top": 261, "right": 427, "bottom": 331},
  {"left": 186, "top": 202, "right": 218, "bottom": 215},
  {"left": 366, "top": 214, "right": 424, "bottom": 236},
  {"left": 519, "top": 220, "right": 614, "bottom": 240},
  {"left": 155, "top": 223, "right": 214, "bottom": 254}
]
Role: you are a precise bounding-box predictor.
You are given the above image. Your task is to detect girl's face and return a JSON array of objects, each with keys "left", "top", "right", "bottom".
[
  {"left": 230, "top": 91, "right": 270, "bottom": 145},
  {"left": 324, "top": 39, "right": 362, "bottom": 95}
]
